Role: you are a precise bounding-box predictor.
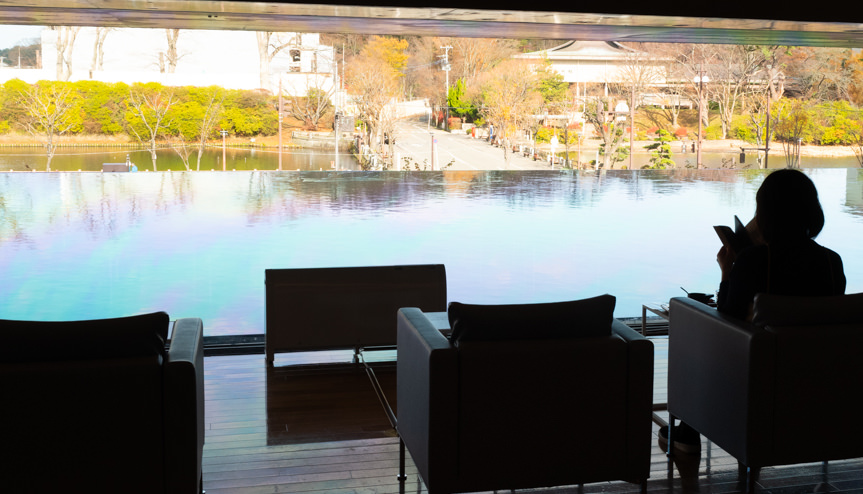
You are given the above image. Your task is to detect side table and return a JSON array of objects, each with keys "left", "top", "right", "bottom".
[
  {"left": 641, "top": 303, "right": 669, "bottom": 334},
  {"left": 643, "top": 303, "right": 670, "bottom": 426}
]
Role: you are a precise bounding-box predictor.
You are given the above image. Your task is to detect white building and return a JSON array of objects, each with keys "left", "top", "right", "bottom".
[
  {"left": 1, "top": 27, "right": 336, "bottom": 96},
  {"left": 516, "top": 40, "right": 669, "bottom": 93}
]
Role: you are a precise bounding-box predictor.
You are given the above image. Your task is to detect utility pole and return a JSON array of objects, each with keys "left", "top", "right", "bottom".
[
  {"left": 430, "top": 133, "right": 436, "bottom": 170},
  {"left": 440, "top": 45, "right": 452, "bottom": 131},
  {"left": 694, "top": 63, "right": 709, "bottom": 169},
  {"left": 278, "top": 77, "right": 283, "bottom": 171},
  {"left": 764, "top": 64, "right": 774, "bottom": 169},
  {"left": 220, "top": 130, "right": 228, "bottom": 170},
  {"left": 333, "top": 58, "right": 339, "bottom": 171}
]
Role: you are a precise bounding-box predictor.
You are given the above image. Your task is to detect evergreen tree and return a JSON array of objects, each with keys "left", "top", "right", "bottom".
[{"left": 644, "top": 129, "right": 675, "bottom": 169}]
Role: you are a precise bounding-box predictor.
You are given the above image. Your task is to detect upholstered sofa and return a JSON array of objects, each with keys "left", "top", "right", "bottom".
[
  {"left": 396, "top": 295, "right": 654, "bottom": 494},
  {"left": 0, "top": 312, "right": 205, "bottom": 494},
  {"left": 668, "top": 294, "right": 863, "bottom": 489}
]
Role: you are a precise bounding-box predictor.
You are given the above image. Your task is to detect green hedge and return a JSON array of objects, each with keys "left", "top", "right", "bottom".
[
  {"left": 0, "top": 79, "right": 282, "bottom": 140},
  {"left": 732, "top": 98, "right": 863, "bottom": 146}
]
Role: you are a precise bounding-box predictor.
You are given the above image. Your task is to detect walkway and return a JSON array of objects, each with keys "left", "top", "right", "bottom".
[{"left": 392, "top": 120, "right": 557, "bottom": 171}]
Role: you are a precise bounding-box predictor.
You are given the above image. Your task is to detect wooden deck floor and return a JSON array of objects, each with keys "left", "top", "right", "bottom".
[{"left": 202, "top": 338, "right": 863, "bottom": 494}]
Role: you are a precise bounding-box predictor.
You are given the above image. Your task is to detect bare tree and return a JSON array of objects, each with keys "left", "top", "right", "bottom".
[
  {"left": 321, "top": 33, "right": 368, "bottom": 59},
  {"left": 640, "top": 86, "right": 688, "bottom": 130},
  {"left": 346, "top": 54, "right": 399, "bottom": 162},
  {"left": 676, "top": 44, "right": 717, "bottom": 131},
  {"left": 53, "top": 26, "right": 81, "bottom": 81},
  {"left": 257, "top": 32, "right": 295, "bottom": 92},
  {"left": 283, "top": 74, "right": 334, "bottom": 130},
  {"left": 126, "top": 86, "right": 177, "bottom": 171},
  {"left": 451, "top": 37, "right": 519, "bottom": 84},
  {"left": 773, "top": 98, "right": 810, "bottom": 168},
  {"left": 754, "top": 46, "right": 787, "bottom": 168},
  {"left": 164, "top": 28, "right": 180, "bottom": 73},
  {"left": 168, "top": 134, "right": 194, "bottom": 171},
  {"left": 785, "top": 47, "right": 858, "bottom": 102},
  {"left": 712, "top": 45, "right": 765, "bottom": 139},
  {"left": 583, "top": 97, "right": 629, "bottom": 169},
  {"left": 614, "top": 46, "right": 664, "bottom": 168},
  {"left": 850, "top": 116, "right": 863, "bottom": 167},
  {"left": 89, "top": 27, "right": 113, "bottom": 76},
  {"left": 17, "top": 81, "right": 77, "bottom": 171},
  {"left": 195, "top": 89, "right": 224, "bottom": 171},
  {"left": 404, "top": 37, "right": 447, "bottom": 126},
  {"left": 638, "top": 43, "right": 690, "bottom": 130},
  {"left": 472, "top": 59, "right": 540, "bottom": 166},
  {"left": 405, "top": 37, "right": 518, "bottom": 129}
]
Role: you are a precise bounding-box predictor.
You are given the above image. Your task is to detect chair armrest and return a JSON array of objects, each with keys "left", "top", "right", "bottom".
[
  {"left": 164, "top": 317, "right": 205, "bottom": 494},
  {"left": 611, "top": 320, "right": 654, "bottom": 410},
  {"left": 396, "top": 308, "right": 458, "bottom": 492},
  {"left": 612, "top": 319, "right": 654, "bottom": 480},
  {"left": 668, "top": 297, "right": 773, "bottom": 465}
]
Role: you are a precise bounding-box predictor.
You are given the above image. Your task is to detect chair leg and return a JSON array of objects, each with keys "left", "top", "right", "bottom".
[
  {"left": 738, "top": 464, "right": 760, "bottom": 493},
  {"left": 398, "top": 437, "right": 406, "bottom": 481},
  {"left": 666, "top": 415, "right": 677, "bottom": 457}
]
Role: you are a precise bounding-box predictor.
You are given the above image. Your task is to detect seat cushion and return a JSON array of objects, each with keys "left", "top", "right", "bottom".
[
  {"left": 447, "top": 294, "right": 615, "bottom": 342},
  {"left": 0, "top": 311, "right": 170, "bottom": 363}
]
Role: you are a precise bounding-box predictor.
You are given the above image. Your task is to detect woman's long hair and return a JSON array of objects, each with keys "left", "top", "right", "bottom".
[{"left": 755, "top": 169, "right": 824, "bottom": 244}]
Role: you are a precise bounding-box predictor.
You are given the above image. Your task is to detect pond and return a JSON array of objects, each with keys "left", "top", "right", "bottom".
[
  {"left": 2, "top": 168, "right": 862, "bottom": 336},
  {"left": 0, "top": 146, "right": 361, "bottom": 172},
  {"left": 1, "top": 145, "right": 861, "bottom": 172}
]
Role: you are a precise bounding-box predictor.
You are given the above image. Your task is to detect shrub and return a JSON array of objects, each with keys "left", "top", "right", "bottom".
[
  {"left": 674, "top": 127, "right": 689, "bottom": 138},
  {"left": 730, "top": 114, "right": 756, "bottom": 143},
  {"left": 535, "top": 126, "right": 579, "bottom": 144},
  {"left": 705, "top": 121, "right": 724, "bottom": 140},
  {"left": 535, "top": 126, "right": 554, "bottom": 143}
]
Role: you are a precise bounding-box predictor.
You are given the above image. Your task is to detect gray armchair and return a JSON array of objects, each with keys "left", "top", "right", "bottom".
[
  {"left": 668, "top": 295, "right": 863, "bottom": 488},
  {"left": 0, "top": 312, "right": 205, "bottom": 494},
  {"left": 396, "top": 296, "right": 654, "bottom": 494}
]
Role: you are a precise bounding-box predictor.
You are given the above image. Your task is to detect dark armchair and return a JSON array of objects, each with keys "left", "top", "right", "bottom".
[
  {"left": 668, "top": 294, "right": 863, "bottom": 489},
  {"left": 396, "top": 295, "right": 654, "bottom": 494},
  {"left": 0, "top": 312, "right": 205, "bottom": 494}
]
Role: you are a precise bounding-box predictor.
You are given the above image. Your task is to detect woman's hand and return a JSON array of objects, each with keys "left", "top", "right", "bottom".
[{"left": 717, "top": 245, "right": 735, "bottom": 281}]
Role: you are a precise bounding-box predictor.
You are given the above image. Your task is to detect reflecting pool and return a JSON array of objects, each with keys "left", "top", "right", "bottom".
[{"left": 2, "top": 169, "right": 862, "bottom": 336}]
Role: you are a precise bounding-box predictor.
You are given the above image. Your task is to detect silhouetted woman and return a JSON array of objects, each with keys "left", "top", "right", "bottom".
[
  {"left": 663, "top": 169, "right": 846, "bottom": 454},
  {"left": 717, "top": 168, "right": 845, "bottom": 319}
]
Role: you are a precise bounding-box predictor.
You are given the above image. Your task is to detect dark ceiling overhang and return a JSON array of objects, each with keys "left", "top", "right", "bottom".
[{"left": 1, "top": 0, "right": 861, "bottom": 48}]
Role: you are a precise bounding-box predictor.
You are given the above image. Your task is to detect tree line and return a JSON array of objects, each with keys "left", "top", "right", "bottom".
[
  {"left": 0, "top": 79, "right": 290, "bottom": 170},
  {"left": 332, "top": 36, "right": 863, "bottom": 169},
  {"left": 5, "top": 34, "right": 863, "bottom": 170}
]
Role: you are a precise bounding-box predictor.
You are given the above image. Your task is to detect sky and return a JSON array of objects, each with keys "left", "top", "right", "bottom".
[{"left": 0, "top": 25, "right": 45, "bottom": 49}]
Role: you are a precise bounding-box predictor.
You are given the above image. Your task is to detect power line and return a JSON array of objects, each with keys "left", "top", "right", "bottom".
[{"left": 403, "top": 58, "right": 445, "bottom": 72}]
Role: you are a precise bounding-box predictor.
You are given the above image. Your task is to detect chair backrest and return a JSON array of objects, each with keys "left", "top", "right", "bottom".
[
  {"left": 454, "top": 335, "right": 634, "bottom": 490},
  {"left": 266, "top": 264, "right": 446, "bottom": 358},
  {"left": 751, "top": 293, "right": 863, "bottom": 463},
  {"left": 0, "top": 312, "right": 170, "bottom": 492}
]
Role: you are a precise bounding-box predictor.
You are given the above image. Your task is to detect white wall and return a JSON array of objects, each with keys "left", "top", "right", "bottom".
[{"left": 1, "top": 27, "right": 334, "bottom": 94}]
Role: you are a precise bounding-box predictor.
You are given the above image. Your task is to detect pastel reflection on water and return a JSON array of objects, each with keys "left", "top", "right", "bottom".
[{"left": 2, "top": 169, "right": 862, "bottom": 336}]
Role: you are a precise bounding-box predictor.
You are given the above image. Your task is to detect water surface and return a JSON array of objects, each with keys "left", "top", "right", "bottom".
[{"left": 2, "top": 169, "right": 862, "bottom": 335}]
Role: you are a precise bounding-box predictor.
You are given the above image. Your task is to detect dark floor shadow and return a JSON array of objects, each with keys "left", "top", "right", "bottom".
[{"left": 265, "top": 362, "right": 397, "bottom": 445}]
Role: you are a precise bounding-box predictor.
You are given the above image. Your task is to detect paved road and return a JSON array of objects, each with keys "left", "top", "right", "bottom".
[{"left": 392, "top": 120, "right": 556, "bottom": 171}]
